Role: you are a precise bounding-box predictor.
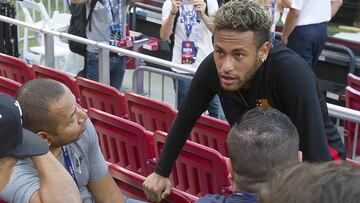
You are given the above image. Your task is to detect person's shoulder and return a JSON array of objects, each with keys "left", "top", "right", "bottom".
[
  {"left": 267, "top": 40, "right": 312, "bottom": 77},
  {"left": 196, "top": 194, "right": 227, "bottom": 203}
]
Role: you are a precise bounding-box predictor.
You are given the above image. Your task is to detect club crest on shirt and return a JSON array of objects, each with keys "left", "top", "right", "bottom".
[{"left": 256, "top": 98, "right": 270, "bottom": 107}]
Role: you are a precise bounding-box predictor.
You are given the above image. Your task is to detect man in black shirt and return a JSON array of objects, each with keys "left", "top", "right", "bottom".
[{"left": 143, "top": 1, "right": 345, "bottom": 202}]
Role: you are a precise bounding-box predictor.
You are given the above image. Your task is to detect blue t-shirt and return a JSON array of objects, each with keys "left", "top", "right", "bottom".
[{"left": 196, "top": 192, "right": 258, "bottom": 203}]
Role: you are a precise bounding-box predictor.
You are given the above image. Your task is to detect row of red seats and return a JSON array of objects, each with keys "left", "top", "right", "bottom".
[
  {"left": 0, "top": 53, "right": 232, "bottom": 198},
  {"left": 345, "top": 73, "right": 360, "bottom": 157},
  {"left": 89, "top": 108, "right": 232, "bottom": 197},
  {"left": 0, "top": 53, "right": 231, "bottom": 157}
]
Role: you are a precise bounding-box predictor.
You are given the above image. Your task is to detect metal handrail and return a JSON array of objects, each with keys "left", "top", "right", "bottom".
[{"left": 0, "top": 14, "right": 195, "bottom": 83}]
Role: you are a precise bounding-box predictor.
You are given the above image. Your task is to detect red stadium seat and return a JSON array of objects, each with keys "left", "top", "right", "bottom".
[
  {"left": 347, "top": 73, "right": 360, "bottom": 92},
  {"left": 125, "top": 92, "right": 177, "bottom": 132},
  {"left": 0, "top": 76, "right": 21, "bottom": 98},
  {"left": 345, "top": 86, "right": 360, "bottom": 158},
  {"left": 0, "top": 53, "right": 34, "bottom": 83},
  {"left": 153, "top": 130, "right": 232, "bottom": 197},
  {"left": 76, "top": 77, "right": 127, "bottom": 118},
  {"left": 32, "top": 64, "right": 80, "bottom": 103},
  {"left": 88, "top": 108, "right": 154, "bottom": 176},
  {"left": 0, "top": 198, "right": 8, "bottom": 203},
  {"left": 108, "top": 162, "right": 198, "bottom": 203},
  {"left": 191, "top": 115, "right": 231, "bottom": 157}
]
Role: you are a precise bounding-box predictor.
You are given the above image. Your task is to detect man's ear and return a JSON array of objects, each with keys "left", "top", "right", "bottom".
[
  {"left": 37, "top": 131, "right": 52, "bottom": 147},
  {"left": 297, "top": 151, "right": 303, "bottom": 163},
  {"left": 225, "top": 158, "right": 234, "bottom": 182},
  {"left": 258, "top": 41, "right": 271, "bottom": 62}
]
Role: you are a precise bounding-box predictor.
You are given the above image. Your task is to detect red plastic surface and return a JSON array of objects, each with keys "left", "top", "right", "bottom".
[
  {"left": 125, "top": 92, "right": 177, "bottom": 132},
  {"left": 191, "top": 115, "right": 231, "bottom": 157},
  {"left": 0, "top": 53, "right": 34, "bottom": 83},
  {"left": 108, "top": 162, "right": 198, "bottom": 203},
  {"left": 76, "top": 77, "right": 127, "bottom": 118},
  {"left": 89, "top": 108, "right": 154, "bottom": 176},
  {"left": 0, "top": 76, "right": 21, "bottom": 98},
  {"left": 153, "top": 130, "right": 232, "bottom": 197},
  {"left": 32, "top": 64, "right": 80, "bottom": 103}
]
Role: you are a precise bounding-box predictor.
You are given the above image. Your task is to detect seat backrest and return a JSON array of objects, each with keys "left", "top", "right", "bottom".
[
  {"left": 108, "top": 162, "right": 198, "bottom": 203},
  {"left": 345, "top": 86, "right": 360, "bottom": 157},
  {"left": 125, "top": 92, "right": 177, "bottom": 132},
  {"left": 348, "top": 73, "right": 360, "bottom": 92},
  {"left": 88, "top": 108, "right": 154, "bottom": 176},
  {"left": 153, "top": 131, "right": 232, "bottom": 197},
  {"left": 191, "top": 115, "right": 230, "bottom": 157},
  {"left": 32, "top": 64, "right": 80, "bottom": 103},
  {"left": 0, "top": 76, "right": 22, "bottom": 98},
  {"left": 0, "top": 53, "right": 34, "bottom": 83},
  {"left": 76, "top": 77, "right": 127, "bottom": 118}
]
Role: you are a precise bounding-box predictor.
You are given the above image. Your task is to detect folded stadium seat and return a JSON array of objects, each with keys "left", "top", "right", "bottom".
[
  {"left": 0, "top": 76, "right": 22, "bottom": 98},
  {"left": 347, "top": 73, "right": 360, "bottom": 92},
  {"left": 76, "top": 77, "right": 127, "bottom": 118},
  {"left": 0, "top": 53, "right": 35, "bottom": 83},
  {"left": 124, "top": 92, "right": 177, "bottom": 132},
  {"left": 32, "top": 64, "right": 80, "bottom": 103},
  {"left": 108, "top": 162, "right": 198, "bottom": 203},
  {"left": 191, "top": 115, "right": 231, "bottom": 157},
  {"left": 345, "top": 86, "right": 360, "bottom": 158},
  {"left": 88, "top": 108, "right": 154, "bottom": 176},
  {"left": 153, "top": 130, "right": 232, "bottom": 197}
]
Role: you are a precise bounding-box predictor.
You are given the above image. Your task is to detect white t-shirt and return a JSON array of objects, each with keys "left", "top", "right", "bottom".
[
  {"left": 282, "top": 0, "right": 331, "bottom": 26},
  {"left": 162, "top": 0, "right": 218, "bottom": 73}
]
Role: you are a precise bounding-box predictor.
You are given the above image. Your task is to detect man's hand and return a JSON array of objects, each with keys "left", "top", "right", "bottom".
[
  {"left": 281, "top": 35, "right": 288, "bottom": 46},
  {"left": 143, "top": 172, "right": 172, "bottom": 202},
  {"left": 194, "top": 0, "right": 206, "bottom": 15},
  {"left": 171, "top": 0, "right": 182, "bottom": 15}
]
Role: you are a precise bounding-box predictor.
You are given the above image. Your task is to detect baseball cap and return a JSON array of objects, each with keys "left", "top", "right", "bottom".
[{"left": 0, "top": 92, "right": 49, "bottom": 158}]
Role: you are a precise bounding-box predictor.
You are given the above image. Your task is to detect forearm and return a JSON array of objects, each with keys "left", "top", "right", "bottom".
[
  {"left": 201, "top": 13, "right": 215, "bottom": 33},
  {"left": 71, "top": 0, "right": 86, "bottom": 4},
  {"left": 331, "top": 0, "right": 343, "bottom": 18},
  {"left": 160, "top": 14, "right": 177, "bottom": 40},
  {"left": 33, "top": 152, "right": 81, "bottom": 203},
  {"left": 282, "top": 8, "right": 300, "bottom": 41}
]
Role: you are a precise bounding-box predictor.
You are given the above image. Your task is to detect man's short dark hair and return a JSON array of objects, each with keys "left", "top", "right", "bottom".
[
  {"left": 262, "top": 162, "right": 360, "bottom": 203},
  {"left": 227, "top": 107, "right": 299, "bottom": 192},
  {"left": 16, "top": 79, "right": 66, "bottom": 134},
  {"left": 213, "top": 0, "right": 272, "bottom": 49}
]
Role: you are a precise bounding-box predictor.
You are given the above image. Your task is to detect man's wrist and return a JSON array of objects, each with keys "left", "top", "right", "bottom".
[{"left": 170, "top": 11, "right": 177, "bottom": 15}]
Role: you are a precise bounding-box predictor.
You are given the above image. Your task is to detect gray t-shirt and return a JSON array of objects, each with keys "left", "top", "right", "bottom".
[
  {"left": 0, "top": 119, "right": 108, "bottom": 203},
  {"left": 86, "top": 0, "right": 128, "bottom": 53}
]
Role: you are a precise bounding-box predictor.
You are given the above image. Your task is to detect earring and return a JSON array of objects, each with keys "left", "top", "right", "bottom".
[{"left": 261, "top": 58, "right": 265, "bottom": 63}]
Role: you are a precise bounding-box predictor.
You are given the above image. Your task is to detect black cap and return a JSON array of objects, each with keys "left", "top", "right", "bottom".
[{"left": 0, "top": 93, "right": 49, "bottom": 158}]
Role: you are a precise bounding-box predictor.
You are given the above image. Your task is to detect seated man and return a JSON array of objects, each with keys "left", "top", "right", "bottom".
[
  {"left": 0, "top": 79, "right": 143, "bottom": 203},
  {"left": 196, "top": 107, "right": 301, "bottom": 202},
  {"left": 0, "top": 93, "right": 81, "bottom": 202},
  {"left": 263, "top": 161, "right": 360, "bottom": 203}
]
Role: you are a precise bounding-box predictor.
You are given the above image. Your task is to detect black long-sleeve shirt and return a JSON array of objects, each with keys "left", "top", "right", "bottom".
[{"left": 155, "top": 40, "right": 345, "bottom": 177}]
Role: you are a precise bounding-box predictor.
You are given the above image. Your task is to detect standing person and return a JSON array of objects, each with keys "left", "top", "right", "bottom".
[
  {"left": 196, "top": 107, "right": 301, "bottom": 203},
  {"left": 71, "top": 0, "right": 142, "bottom": 90},
  {"left": 143, "top": 1, "right": 345, "bottom": 201},
  {"left": 0, "top": 79, "right": 143, "bottom": 203},
  {"left": 0, "top": 93, "right": 81, "bottom": 203},
  {"left": 161, "top": 0, "right": 224, "bottom": 119},
  {"left": 281, "top": 0, "right": 342, "bottom": 70}
]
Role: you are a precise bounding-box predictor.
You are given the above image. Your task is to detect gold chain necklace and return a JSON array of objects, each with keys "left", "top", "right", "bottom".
[{"left": 237, "top": 90, "right": 249, "bottom": 108}]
